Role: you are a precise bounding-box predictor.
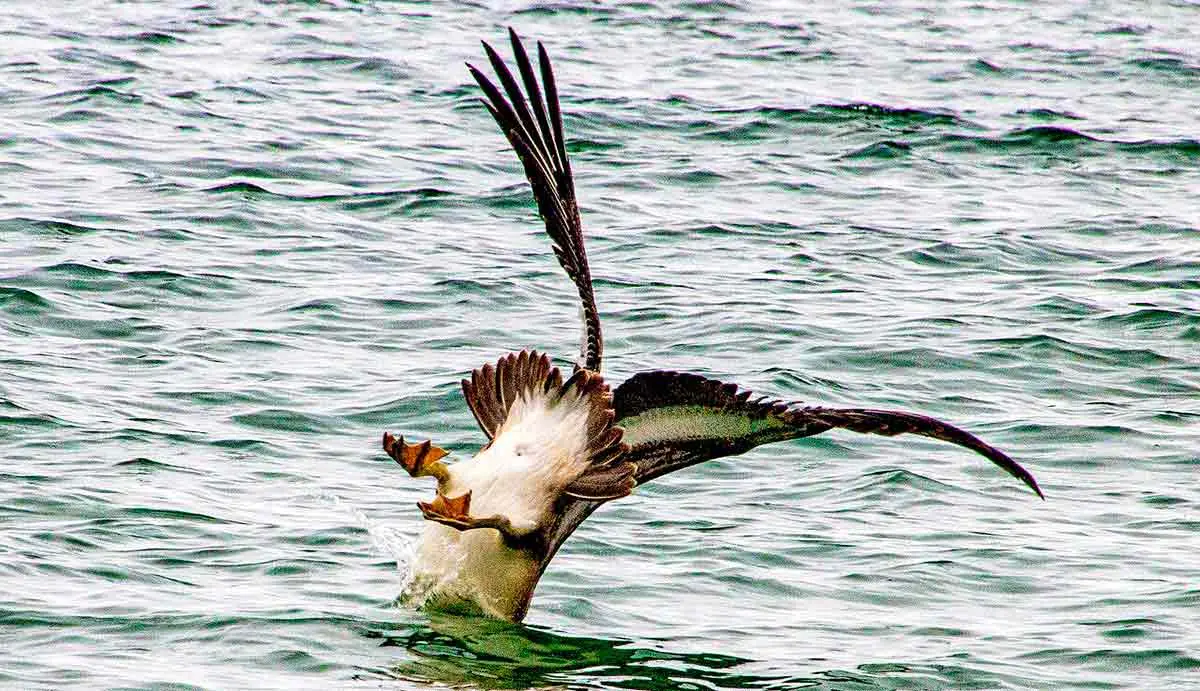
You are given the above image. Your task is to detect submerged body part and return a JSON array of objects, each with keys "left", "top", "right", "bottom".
[{"left": 382, "top": 29, "right": 1043, "bottom": 623}]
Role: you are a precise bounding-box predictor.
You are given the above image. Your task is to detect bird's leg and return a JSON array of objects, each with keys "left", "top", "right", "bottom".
[
  {"left": 418, "top": 491, "right": 540, "bottom": 548},
  {"left": 382, "top": 433, "right": 450, "bottom": 489}
]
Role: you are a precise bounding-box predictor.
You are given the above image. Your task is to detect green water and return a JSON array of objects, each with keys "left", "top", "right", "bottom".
[{"left": 2, "top": 1, "right": 1198, "bottom": 689}]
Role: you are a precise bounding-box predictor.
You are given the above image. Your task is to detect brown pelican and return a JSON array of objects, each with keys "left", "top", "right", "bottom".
[{"left": 383, "top": 29, "right": 1043, "bottom": 623}]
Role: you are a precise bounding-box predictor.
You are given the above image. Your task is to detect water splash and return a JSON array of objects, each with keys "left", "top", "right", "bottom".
[{"left": 319, "top": 491, "right": 417, "bottom": 578}]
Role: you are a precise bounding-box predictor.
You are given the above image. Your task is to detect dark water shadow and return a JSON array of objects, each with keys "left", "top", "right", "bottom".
[
  {"left": 357, "top": 612, "right": 787, "bottom": 689},
  {"left": 352, "top": 613, "right": 1024, "bottom": 690}
]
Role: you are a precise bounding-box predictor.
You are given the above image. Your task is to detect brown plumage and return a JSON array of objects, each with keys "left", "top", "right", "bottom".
[
  {"left": 469, "top": 29, "right": 602, "bottom": 372},
  {"left": 382, "top": 29, "right": 1043, "bottom": 623}
]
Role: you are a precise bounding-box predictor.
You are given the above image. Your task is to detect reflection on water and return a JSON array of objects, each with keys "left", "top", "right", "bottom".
[
  {"left": 355, "top": 612, "right": 1015, "bottom": 690},
  {"left": 363, "top": 612, "right": 775, "bottom": 689}
]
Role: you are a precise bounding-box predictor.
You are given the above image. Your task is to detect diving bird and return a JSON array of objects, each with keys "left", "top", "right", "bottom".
[{"left": 383, "top": 29, "right": 1043, "bottom": 623}]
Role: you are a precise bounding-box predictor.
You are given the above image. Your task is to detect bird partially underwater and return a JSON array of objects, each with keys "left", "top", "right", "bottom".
[{"left": 383, "top": 29, "right": 1044, "bottom": 623}]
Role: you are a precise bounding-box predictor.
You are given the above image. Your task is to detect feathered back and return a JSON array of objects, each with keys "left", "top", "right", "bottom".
[{"left": 462, "top": 350, "right": 634, "bottom": 500}]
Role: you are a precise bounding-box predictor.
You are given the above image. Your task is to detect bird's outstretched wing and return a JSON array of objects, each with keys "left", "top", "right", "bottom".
[
  {"left": 470, "top": 29, "right": 603, "bottom": 373},
  {"left": 612, "top": 370, "right": 1044, "bottom": 498}
]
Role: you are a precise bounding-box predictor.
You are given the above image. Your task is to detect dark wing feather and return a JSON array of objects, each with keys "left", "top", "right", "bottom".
[
  {"left": 470, "top": 29, "right": 603, "bottom": 373},
  {"left": 462, "top": 350, "right": 558, "bottom": 440},
  {"left": 612, "top": 370, "right": 1044, "bottom": 498},
  {"left": 460, "top": 351, "right": 634, "bottom": 499}
]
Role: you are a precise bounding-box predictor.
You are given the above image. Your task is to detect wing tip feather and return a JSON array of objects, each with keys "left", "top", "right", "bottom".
[{"left": 469, "top": 29, "right": 603, "bottom": 375}]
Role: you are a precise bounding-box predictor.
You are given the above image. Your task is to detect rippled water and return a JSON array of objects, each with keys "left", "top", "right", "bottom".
[{"left": 3, "top": 1, "right": 1198, "bottom": 689}]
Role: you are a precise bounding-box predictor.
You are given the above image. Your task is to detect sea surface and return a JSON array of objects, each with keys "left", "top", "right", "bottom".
[{"left": 2, "top": 1, "right": 1198, "bottom": 689}]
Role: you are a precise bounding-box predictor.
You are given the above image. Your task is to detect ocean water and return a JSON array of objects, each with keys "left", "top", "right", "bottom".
[{"left": 2, "top": 1, "right": 1198, "bottom": 689}]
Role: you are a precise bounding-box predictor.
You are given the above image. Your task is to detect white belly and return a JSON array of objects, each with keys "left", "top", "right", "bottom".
[
  {"left": 402, "top": 522, "right": 541, "bottom": 620},
  {"left": 399, "top": 368, "right": 603, "bottom": 620}
]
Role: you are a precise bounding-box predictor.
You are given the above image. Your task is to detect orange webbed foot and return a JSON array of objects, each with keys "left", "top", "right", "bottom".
[
  {"left": 417, "top": 491, "right": 474, "bottom": 529},
  {"left": 417, "top": 491, "right": 539, "bottom": 547},
  {"left": 383, "top": 432, "right": 450, "bottom": 483}
]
